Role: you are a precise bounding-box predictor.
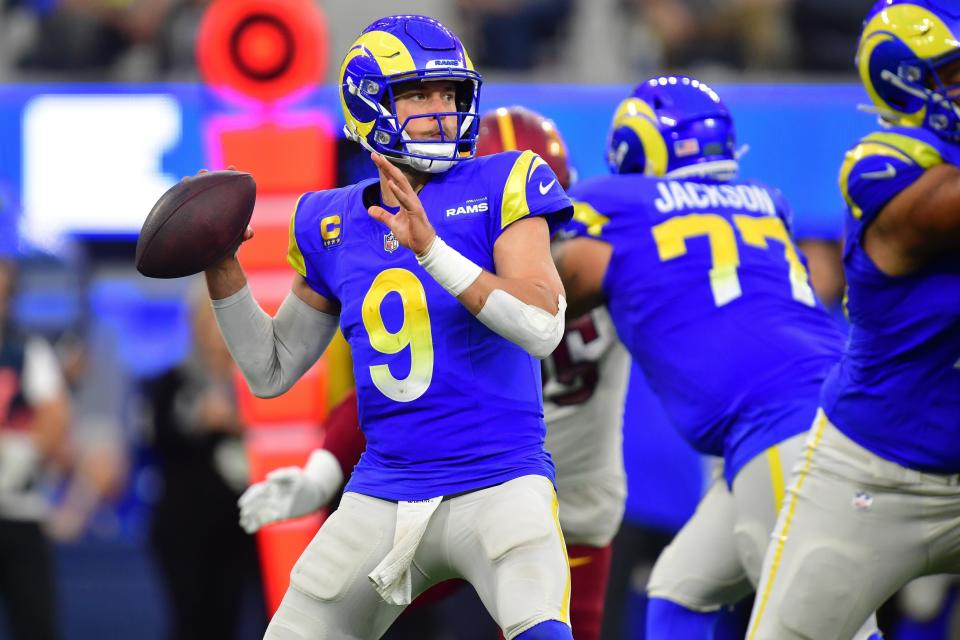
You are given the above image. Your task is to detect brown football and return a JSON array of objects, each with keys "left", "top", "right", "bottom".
[{"left": 135, "top": 170, "right": 256, "bottom": 278}]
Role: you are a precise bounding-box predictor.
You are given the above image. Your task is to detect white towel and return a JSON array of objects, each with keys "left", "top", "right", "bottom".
[{"left": 368, "top": 496, "right": 442, "bottom": 605}]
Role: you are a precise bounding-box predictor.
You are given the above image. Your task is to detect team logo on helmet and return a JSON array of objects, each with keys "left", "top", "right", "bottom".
[
  {"left": 339, "top": 15, "right": 482, "bottom": 174},
  {"left": 606, "top": 76, "right": 738, "bottom": 181},
  {"left": 857, "top": 0, "right": 960, "bottom": 141}
]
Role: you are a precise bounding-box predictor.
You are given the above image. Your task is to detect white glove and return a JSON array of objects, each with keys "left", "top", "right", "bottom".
[
  {"left": 237, "top": 448, "right": 344, "bottom": 534},
  {"left": 0, "top": 433, "right": 39, "bottom": 493}
]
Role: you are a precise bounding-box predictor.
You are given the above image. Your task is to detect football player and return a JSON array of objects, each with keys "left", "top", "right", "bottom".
[
  {"left": 550, "top": 76, "right": 881, "bottom": 640},
  {"left": 746, "top": 1, "right": 960, "bottom": 638},
  {"left": 238, "top": 106, "right": 630, "bottom": 640},
  {"left": 203, "top": 15, "right": 575, "bottom": 640}
]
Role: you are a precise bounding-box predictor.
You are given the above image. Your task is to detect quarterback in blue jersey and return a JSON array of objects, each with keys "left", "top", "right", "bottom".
[
  {"left": 551, "top": 76, "right": 881, "bottom": 640},
  {"left": 202, "top": 15, "right": 575, "bottom": 640},
  {"left": 747, "top": 2, "right": 960, "bottom": 638},
  {"left": 236, "top": 106, "right": 629, "bottom": 640}
]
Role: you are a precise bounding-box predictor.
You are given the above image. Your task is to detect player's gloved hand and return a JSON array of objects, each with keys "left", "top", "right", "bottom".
[{"left": 237, "top": 448, "right": 343, "bottom": 534}]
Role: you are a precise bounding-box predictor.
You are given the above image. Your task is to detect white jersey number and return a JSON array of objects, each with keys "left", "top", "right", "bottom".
[{"left": 652, "top": 213, "right": 815, "bottom": 307}]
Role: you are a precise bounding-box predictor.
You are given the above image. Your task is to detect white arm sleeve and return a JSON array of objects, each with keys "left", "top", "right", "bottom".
[
  {"left": 417, "top": 235, "right": 565, "bottom": 359},
  {"left": 210, "top": 285, "right": 339, "bottom": 398},
  {"left": 477, "top": 291, "right": 566, "bottom": 360}
]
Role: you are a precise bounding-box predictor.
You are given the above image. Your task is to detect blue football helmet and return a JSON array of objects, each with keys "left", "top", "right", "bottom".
[
  {"left": 857, "top": 0, "right": 960, "bottom": 142},
  {"left": 339, "top": 15, "right": 482, "bottom": 173},
  {"left": 606, "top": 76, "right": 738, "bottom": 180}
]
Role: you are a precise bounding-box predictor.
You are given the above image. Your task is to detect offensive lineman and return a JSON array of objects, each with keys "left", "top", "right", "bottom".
[
  {"left": 747, "top": 2, "right": 960, "bottom": 638},
  {"left": 551, "top": 76, "right": 881, "bottom": 640},
  {"left": 204, "top": 15, "right": 575, "bottom": 640}
]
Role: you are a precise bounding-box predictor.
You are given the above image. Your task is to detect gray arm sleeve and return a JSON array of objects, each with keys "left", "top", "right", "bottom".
[{"left": 210, "top": 285, "right": 339, "bottom": 398}]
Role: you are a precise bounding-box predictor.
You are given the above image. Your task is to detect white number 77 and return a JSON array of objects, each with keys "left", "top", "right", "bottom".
[{"left": 652, "top": 213, "right": 816, "bottom": 308}]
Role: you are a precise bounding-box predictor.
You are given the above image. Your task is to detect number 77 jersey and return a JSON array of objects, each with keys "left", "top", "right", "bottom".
[
  {"left": 565, "top": 173, "right": 844, "bottom": 484},
  {"left": 287, "top": 151, "right": 572, "bottom": 502}
]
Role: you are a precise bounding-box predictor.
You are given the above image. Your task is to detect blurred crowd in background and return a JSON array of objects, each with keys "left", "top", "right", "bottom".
[{"left": 0, "top": 0, "right": 873, "bottom": 84}]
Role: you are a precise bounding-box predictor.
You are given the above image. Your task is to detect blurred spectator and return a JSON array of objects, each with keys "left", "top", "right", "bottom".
[
  {"left": 46, "top": 316, "right": 130, "bottom": 542},
  {"left": 457, "top": 0, "right": 574, "bottom": 70},
  {"left": 13, "top": 0, "right": 182, "bottom": 77},
  {"left": 623, "top": 0, "right": 792, "bottom": 71},
  {"left": 2, "top": 0, "right": 874, "bottom": 81},
  {"left": 790, "top": 0, "right": 874, "bottom": 72},
  {"left": 0, "top": 257, "right": 72, "bottom": 640},
  {"left": 141, "top": 281, "right": 265, "bottom": 640},
  {"left": 154, "top": 0, "right": 209, "bottom": 79}
]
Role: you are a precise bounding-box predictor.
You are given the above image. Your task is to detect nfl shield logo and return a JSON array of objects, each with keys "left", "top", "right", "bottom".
[
  {"left": 383, "top": 232, "right": 399, "bottom": 253},
  {"left": 852, "top": 491, "right": 874, "bottom": 511}
]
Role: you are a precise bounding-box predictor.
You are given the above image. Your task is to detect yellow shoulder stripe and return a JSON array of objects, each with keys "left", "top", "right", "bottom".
[
  {"left": 838, "top": 143, "right": 906, "bottom": 220},
  {"left": 572, "top": 201, "right": 609, "bottom": 237},
  {"left": 286, "top": 193, "right": 308, "bottom": 277},
  {"left": 501, "top": 150, "right": 547, "bottom": 229},
  {"left": 862, "top": 132, "right": 942, "bottom": 169},
  {"left": 838, "top": 134, "right": 942, "bottom": 221}
]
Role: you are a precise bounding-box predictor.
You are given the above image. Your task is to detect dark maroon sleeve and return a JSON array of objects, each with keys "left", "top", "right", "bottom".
[{"left": 321, "top": 389, "right": 365, "bottom": 482}]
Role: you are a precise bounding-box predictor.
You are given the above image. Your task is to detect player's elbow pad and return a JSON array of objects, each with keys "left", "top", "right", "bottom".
[
  {"left": 476, "top": 290, "right": 566, "bottom": 359},
  {"left": 211, "top": 285, "right": 338, "bottom": 398}
]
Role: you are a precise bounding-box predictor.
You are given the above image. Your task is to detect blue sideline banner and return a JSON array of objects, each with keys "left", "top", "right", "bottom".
[{"left": 0, "top": 83, "right": 873, "bottom": 246}]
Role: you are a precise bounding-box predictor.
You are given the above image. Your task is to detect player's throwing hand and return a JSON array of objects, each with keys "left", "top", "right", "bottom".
[{"left": 366, "top": 152, "right": 437, "bottom": 256}]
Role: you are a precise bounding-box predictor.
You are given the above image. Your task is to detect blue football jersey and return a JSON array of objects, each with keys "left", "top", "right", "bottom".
[
  {"left": 823, "top": 126, "right": 960, "bottom": 474},
  {"left": 287, "top": 151, "right": 572, "bottom": 501},
  {"left": 566, "top": 175, "right": 843, "bottom": 484}
]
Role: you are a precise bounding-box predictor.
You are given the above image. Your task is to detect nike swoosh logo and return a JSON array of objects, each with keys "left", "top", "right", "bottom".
[
  {"left": 861, "top": 163, "right": 897, "bottom": 180},
  {"left": 569, "top": 556, "right": 593, "bottom": 568},
  {"left": 539, "top": 179, "right": 557, "bottom": 195}
]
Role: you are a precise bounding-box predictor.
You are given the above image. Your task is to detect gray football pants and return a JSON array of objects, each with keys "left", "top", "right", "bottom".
[
  {"left": 647, "top": 432, "right": 806, "bottom": 609},
  {"left": 263, "top": 474, "right": 571, "bottom": 640},
  {"left": 747, "top": 411, "right": 960, "bottom": 639}
]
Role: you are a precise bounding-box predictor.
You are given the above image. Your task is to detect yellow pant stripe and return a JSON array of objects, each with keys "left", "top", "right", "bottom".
[
  {"left": 551, "top": 491, "right": 571, "bottom": 624},
  {"left": 747, "top": 412, "right": 827, "bottom": 640},
  {"left": 766, "top": 446, "right": 785, "bottom": 514}
]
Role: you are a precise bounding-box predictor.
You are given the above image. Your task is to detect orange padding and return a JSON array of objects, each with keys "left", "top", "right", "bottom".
[
  {"left": 244, "top": 268, "right": 296, "bottom": 315},
  {"left": 235, "top": 358, "right": 327, "bottom": 425},
  {"left": 219, "top": 121, "right": 337, "bottom": 194},
  {"left": 245, "top": 425, "right": 327, "bottom": 614},
  {"left": 238, "top": 194, "right": 300, "bottom": 270}
]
